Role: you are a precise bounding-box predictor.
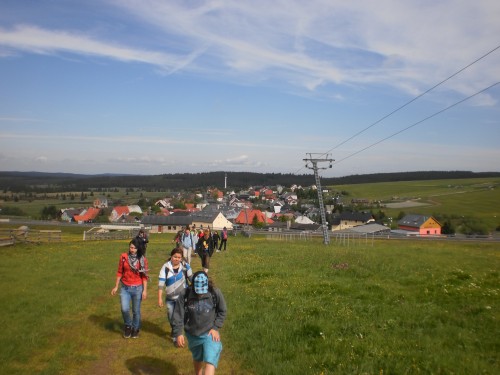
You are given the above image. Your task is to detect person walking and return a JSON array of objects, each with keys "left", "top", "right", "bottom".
[
  {"left": 134, "top": 229, "right": 149, "bottom": 257},
  {"left": 172, "top": 230, "right": 183, "bottom": 248},
  {"left": 172, "top": 271, "right": 227, "bottom": 375},
  {"left": 218, "top": 227, "right": 228, "bottom": 251},
  {"left": 212, "top": 230, "right": 220, "bottom": 253},
  {"left": 158, "top": 247, "right": 193, "bottom": 342},
  {"left": 180, "top": 226, "right": 196, "bottom": 265},
  {"left": 197, "top": 228, "right": 204, "bottom": 239},
  {"left": 111, "top": 239, "right": 148, "bottom": 339},
  {"left": 196, "top": 229, "right": 215, "bottom": 273}
]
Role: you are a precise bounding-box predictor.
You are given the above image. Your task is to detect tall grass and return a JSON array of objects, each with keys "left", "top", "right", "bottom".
[
  {"left": 0, "top": 235, "right": 498, "bottom": 374},
  {"left": 215, "top": 237, "right": 499, "bottom": 374}
]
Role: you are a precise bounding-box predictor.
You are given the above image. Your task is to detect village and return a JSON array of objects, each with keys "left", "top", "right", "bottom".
[{"left": 57, "top": 183, "right": 442, "bottom": 238}]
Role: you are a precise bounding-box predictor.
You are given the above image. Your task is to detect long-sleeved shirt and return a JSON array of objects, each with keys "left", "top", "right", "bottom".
[
  {"left": 196, "top": 236, "right": 215, "bottom": 257},
  {"left": 180, "top": 232, "right": 196, "bottom": 249},
  {"left": 158, "top": 261, "right": 193, "bottom": 300},
  {"left": 171, "top": 287, "right": 227, "bottom": 338},
  {"left": 116, "top": 253, "right": 148, "bottom": 286}
]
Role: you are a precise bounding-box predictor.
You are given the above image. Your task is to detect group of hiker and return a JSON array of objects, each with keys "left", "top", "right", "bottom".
[
  {"left": 173, "top": 225, "right": 229, "bottom": 263},
  {"left": 110, "top": 227, "right": 228, "bottom": 375}
]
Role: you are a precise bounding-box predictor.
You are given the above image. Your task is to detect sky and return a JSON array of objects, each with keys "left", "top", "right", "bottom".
[{"left": 0, "top": 0, "right": 499, "bottom": 178}]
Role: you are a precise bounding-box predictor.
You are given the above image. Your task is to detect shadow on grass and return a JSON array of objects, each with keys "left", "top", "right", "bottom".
[
  {"left": 89, "top": 314, "right": 167, "bottom": 338},
  {"left": 126, "top": 356, "right": 179, "bottom": 375}
]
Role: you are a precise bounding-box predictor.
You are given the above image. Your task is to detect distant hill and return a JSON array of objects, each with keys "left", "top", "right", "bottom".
[{"left": 0, "top": 170, "right": 499, "bottom": 193}]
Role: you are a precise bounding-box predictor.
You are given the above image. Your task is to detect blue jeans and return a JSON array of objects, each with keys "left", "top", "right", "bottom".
[
  {"left": 166, "top": 299, "right": 176, "bottom": 325},
  {"left": 120, "top": 284, "right": 143, "bottom": 330}
]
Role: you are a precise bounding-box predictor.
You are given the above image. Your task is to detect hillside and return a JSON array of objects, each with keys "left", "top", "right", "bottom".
[{"left": 1, "top": 170, "right": 499, "bottom": 192}]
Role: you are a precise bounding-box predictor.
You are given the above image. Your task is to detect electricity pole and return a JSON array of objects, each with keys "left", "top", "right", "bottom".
[{"left": 303, "top": 153, "right": 334, "bottom": 245}]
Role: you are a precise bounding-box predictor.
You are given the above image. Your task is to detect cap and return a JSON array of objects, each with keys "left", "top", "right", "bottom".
[{"left": 193, "top": 272, "right": 209, "bottom": 294}]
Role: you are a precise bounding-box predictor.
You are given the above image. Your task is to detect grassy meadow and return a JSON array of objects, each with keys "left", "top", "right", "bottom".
[
  {"left": 0, "top": 234, "right": 498, "bottom": 374},
  {"left": 330, "top": 177, "right": 500, "bottom": 230}
]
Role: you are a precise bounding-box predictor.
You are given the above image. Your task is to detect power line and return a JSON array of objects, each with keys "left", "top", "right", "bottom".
[
  {"left": 325, "top": 44, "right": 500, "bottom": 153},
  {"left": 333, "top": 81, "right": 500, "bottom": 166},
  {"left": 295, "top": 43, "right": 500, "bottom": 174}
]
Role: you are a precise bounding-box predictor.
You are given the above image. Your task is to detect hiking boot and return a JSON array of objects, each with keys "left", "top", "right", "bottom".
[
  {"left": 123, "top": 325, "right": 132, "bottom": 338},
  {"left": 131, "top": 328, "right": 139, "bottom": 338}
]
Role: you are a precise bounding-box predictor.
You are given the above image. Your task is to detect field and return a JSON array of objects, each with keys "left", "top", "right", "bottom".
[
  {"left": 0, "top": 190, "right": 164, "bottom": 219},
  {"left": 0, "top": 233, "right": 498, "bottom": 374},
  {"left": 2, "top": 177, "right": 499, "bottom": 233},
  {"left": 330, "top": 177, "right": 500, "bottom": 230}
]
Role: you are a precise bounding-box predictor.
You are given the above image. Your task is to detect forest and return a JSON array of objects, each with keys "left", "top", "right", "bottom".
[{"left": 1, "top": 170, "right": 499, "bottom": 192}]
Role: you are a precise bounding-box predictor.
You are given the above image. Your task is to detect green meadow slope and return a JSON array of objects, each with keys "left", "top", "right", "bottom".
[{"left": 0, "top": 235, "right": 498, "bottom": 374}]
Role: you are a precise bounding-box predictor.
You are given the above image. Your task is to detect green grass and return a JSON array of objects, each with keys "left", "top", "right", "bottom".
[
  {"left": 1, "top": 188, "right": 167, "bottom": 218},
  {"left": 0, "top": 199, "right": 96, "bottom": 219},
  {"left": 0, "top": 235, "right": 498, "bottom": 374},
  {"left": 216, "top": 238, "right": 499, "bottom": 374},
  {"left": 332, "top": 177, "right": 500, "bottom": 201},
  {"left": 330, "top": 177, "right": 500, "bottom": 230}
]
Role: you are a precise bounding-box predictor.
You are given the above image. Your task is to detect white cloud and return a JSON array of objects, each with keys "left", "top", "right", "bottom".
[
  {"left": 1, "top": 1, "right": 498, "bottom": 99},
  {"left": 0, "top": 25, "right": 195, "bottom": 73},
  {"left": 1, "top": 1, "right": 499, "bottom": 176}
]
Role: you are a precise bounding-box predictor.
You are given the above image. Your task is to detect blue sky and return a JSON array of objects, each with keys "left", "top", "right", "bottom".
[{"left": 1, "top": 0, "right": 499, "bottom": 178}]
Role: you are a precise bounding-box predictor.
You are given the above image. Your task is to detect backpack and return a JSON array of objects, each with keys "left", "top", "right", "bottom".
[
  {"left": 182, "top": 232, "right": 194, "bottom": 247},
  {"left": 182, "top": 262, "right": 192, "bottom": 287},
  {"left": 222, "top": 230, "right": 228, "bottom": 240},
  {"left": 183, "top": 287, "right": 218, "bottom": 324}
]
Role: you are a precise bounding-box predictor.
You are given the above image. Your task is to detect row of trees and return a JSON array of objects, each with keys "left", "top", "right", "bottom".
[
  {"left": 2, "top": 171, "right": 499, "bottom": 193},
  {"left": 1, "top": 192, "right": 92, "bottom": 202}
]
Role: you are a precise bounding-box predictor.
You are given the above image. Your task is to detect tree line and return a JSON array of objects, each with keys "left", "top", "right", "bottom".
[{"left": 1, "top": 170, "right": 499, "bottom": 193}]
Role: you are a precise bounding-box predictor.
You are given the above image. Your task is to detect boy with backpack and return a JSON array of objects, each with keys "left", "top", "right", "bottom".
[
  {"left": 218, "top": 227, "right": 228, "bottom": 251},
  {"left": 180, "top": 226, "right": 196, "bottom": 265},
  {"left": 172, "top": 271, "right": 227, "bottom": 375},
  {"left": 158, "top": 248, "right": 193, "bottom": 341}
]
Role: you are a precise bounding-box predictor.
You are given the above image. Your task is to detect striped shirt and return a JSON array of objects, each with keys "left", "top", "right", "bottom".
[{"left": 158, "top": 261, "right": 193, "bottom": 301}]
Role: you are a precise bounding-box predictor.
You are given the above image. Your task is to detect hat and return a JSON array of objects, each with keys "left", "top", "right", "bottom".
[{"left": 193, "top": 272, "right": 209, "bottom": 294}]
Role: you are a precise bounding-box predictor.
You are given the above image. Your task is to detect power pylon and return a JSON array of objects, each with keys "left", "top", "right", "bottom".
[{"left": 303, "top": 153, "right": 334, "bottom": 245}]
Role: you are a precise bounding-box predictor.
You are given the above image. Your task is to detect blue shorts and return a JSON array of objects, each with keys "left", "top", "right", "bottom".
[{"left": 186, "top": 331, "right": 223, "bottom": 367}]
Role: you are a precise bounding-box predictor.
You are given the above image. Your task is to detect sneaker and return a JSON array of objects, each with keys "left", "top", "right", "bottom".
[
  {"left": 123, "top": 325, "right": 132, "bottom": 338},
  {"left": 131, "top": 328, "right": 139, "bottom": 338}
]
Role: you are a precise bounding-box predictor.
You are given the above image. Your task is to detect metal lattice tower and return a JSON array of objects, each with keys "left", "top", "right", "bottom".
[{"left": 303, "top": 153, "right": 334, "bottom": 245}]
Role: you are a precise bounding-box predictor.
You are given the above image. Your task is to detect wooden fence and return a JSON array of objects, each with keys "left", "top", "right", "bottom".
[
  {"left": 0, "top": 229, "right": 61, "bottom": 244},
  {"left": 83, "top": 227, "right": 137, "bottom": 241}
]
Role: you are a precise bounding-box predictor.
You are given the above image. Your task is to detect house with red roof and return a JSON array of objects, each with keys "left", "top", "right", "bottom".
[
  {"left": 109, "top": 206, "right": 130, "bottom": 222},
  {"left": 74, "top": 207, "right": 100, "bottom": 223},
  {"left": 108, "top": 205, "right": 144, "bottom": 222},
  {"left": 235, "top": 209, "right": 274, "bottom": 225}
]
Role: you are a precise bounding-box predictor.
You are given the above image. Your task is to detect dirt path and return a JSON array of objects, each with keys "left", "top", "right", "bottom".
[{"left": 72, "top": 297, "right": 246, "bottom": 375}]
